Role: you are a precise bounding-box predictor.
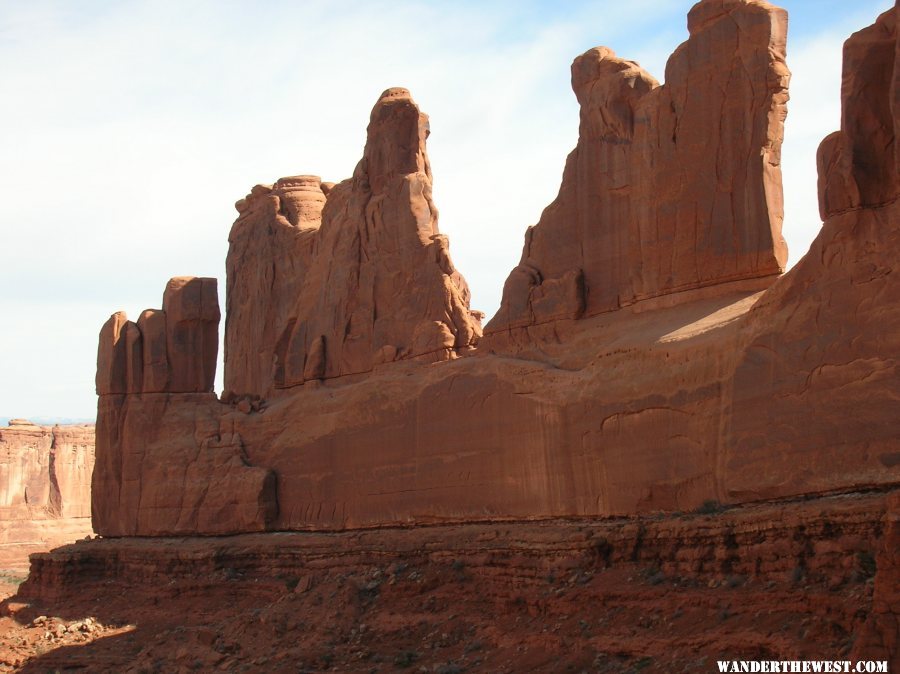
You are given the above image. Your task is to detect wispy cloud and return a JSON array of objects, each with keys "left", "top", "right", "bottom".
[{"left": 0, "top": 0, "right": 892, "bottom": 418}]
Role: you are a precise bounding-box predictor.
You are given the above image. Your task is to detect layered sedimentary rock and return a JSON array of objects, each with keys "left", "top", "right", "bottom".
[
  {"left": 96, "top": 277, "right": 219, "bottom": 396},
  {"left": 11, "top": 492, "right": 896, "bottom": 670},
  {"left": 852, "top": 492, "right": 900, "bottom": 668},
  {"left": 90, "top": 1, "right": 900, "bottom": 539},
  {"left": 485, "top": 0, "right": 789, "bottom": 337},
  {"left": 224, "top": 176, "right": 325, "bottom": 398},
  {"left": 0, "top": 420, "right": 94, "bottom": 570},
  {"left": 93, "top": 279, "right": 278, "bottom": 536},
  {"left": 224, "top": 89, "right": 482, "bottom": 400},
  {"left": 0, "top": 420, "right": 94, "bottom": 520}
]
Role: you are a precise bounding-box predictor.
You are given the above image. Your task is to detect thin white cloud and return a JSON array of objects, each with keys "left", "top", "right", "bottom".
[{"left": 0, "top": 0, "right": 892, "bottom": 419}]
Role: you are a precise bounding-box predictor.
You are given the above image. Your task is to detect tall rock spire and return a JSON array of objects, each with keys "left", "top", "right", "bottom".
[
  {"left": 224, "top": 88, "right": 482, "bottom": 397},
  {"left": 485, "top": 0, "right": 790, "bottom": 341}
]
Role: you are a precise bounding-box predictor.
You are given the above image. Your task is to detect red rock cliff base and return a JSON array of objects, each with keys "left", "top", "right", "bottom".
[{"left": 2, "top": 491, "right": 897, "bottom": 672}]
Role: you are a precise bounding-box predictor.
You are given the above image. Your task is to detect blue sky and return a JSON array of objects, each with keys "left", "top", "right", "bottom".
[{"left": 0, "top": 0, "right": 893, "bottom": 421}]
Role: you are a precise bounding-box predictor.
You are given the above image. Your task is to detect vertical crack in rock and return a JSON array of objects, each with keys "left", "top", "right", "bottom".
[
  {"left": 46, "top": 428, "right": 62, "bottom": 518},
  {"left": 0, "top": 419, "right": 95, "bottom": 569}
]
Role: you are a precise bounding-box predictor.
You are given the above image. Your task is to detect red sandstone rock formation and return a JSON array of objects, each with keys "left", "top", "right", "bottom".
[
  {"left": 724, "top": 5, "right": 900, "bottom": 502},
  {"left": 96, "top": 277, "right": 219, "bottom": 395},
  {"left": 93, "top": 390, "right": 278, "bottom": 536},
  {"left": 818, "top": 6, "right": 898, "bottom": 219},
  {"left": 90, "top": 1, "right": 900, "bottom": 539},
  {"left": 0, "top": 420, "right": 94, "bottom": 571},
  {"left": 225, "top": 89, "right": 482, "bottom": 400},
  {"left": 225, "top": 176, "right": 325, "bottom": 399},
  {"left": 278, "top": 88, "right": 482, "bottom": 383},
  {"left": 852, "top": 493, "right": 900, "bottom": 669},
  {"left": 10, "top": 2, "right": 893, "bottom": 668},
  {"left": 9, "top": 492, "right": 895, "bottom": 670},
  {"left": 484, "top": 0, "right": 789, "bottom": 339},
  {"left": 93, "top": 279, "right": 278, "bottom": 536}
]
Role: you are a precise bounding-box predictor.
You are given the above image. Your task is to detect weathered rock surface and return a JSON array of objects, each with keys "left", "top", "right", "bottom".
[
  {"left": 724, "top": 4, "right": 900, "bottom": 502},
  {"left": 0, "top": 421, "right": 94, "bottom": 521},
  {"left": 0, "top": 420, "right": 94, "bottom": 571},
  {"left": 852, "top": 492, "right": 900, "bottom": 670},
  {"left": 7, "top": 491, "right": 895, "bottom": 670},
  {"left": 818, "top": 7, "right": 899, "bottom": 220},
  {"left": 224, "top": 176, "right": 325, "bottom": 398},
  {"left": 91, "top": 393, "right": 277, "bottom": 537},
  {"left": 89, "top": 1, "right": 900, "bottom": 548},
  {"left": 96, "top": 277, "right": 219, "bottom": 396},
  {"left": 93, "top": 279, "right": 277, "bottom": 536},
  {"left": 485, "top": 0, "right": 789, "bottom": 339},
  {"left": 224, "top": 89, "right": 482, "bottom": 400},
  {"left": 8, "top": 1, "right": 898, "bottom": 669}
]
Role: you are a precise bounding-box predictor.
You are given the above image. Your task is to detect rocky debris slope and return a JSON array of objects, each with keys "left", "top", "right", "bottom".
[
  {"left": 0, "top": 605, "right": 130, "bottom": 672},
  {"left": 4, "top": 491, "right": 895, "bottom": 672},
  {"left": 0, "top": 420, "right": 94, "bottom": 571}
]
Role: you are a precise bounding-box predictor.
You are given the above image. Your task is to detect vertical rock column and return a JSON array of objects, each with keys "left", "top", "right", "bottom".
[
  {"left": 722, "top": 4, "right": 900, "bottom": 505},
  {"left": 485, "top": 0, "right": 790, "bottom": 340},
  {"left": 277, "top": 88, "right": 483, "bottom": 386},
  {"left": 163, "top": 277, "right": 220, "bottom": 393},
  {"left": 224, "top": 176, "right": 326, "bottom": 399},
  {"left": 95, "top": 277, "right": 219, "bottom": 396},
  {"left": 93, "top": 278, "right": 279, "bottom": 536},
  {"left": 817, "top": 5, "right": 899, "bottom": 218}
]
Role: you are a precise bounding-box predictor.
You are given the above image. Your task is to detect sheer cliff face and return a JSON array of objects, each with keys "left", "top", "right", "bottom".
[
  {"left": 724, "top": 5, "right": 900, "bottom": 501},
  {"left": 0, "top": 420, "right": 96, "bottom": 571},
  {"left": 224, "top": 89, "right": 482, "bottom": 400},
  {"left": 91, "top": 1, "right": 900, "bottom": 539},
  {"left": 96, "top": 277, "right": 220, "bottom": 396},
  {"left": 93, "top": 279, "right": 279, "bottom": 537},
  {"left": 817, "top": 5, "right": 899, "bottom": 219},
  {"left": 224, "top": 176, "right": 324, "bottom": 399},
  {"left": 0, "top": 420, "right": 94, "bottom": 520},
  {"left": 485, "top": 0, "right": 789, "bottom": 338},
  {"left": 93, "top": 88, "right": 481, "bottom": 536}
]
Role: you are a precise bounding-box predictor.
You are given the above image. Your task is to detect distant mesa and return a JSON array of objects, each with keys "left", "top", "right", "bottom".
[
  {"left": 0, "top": 419, "right": 95, "bottom": 571},
  {"left": 7, "top": 418, "right": 38, "bottom": 427},
  {"left": 5, "top": 417, "right": 96, "bottom": 427}
]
